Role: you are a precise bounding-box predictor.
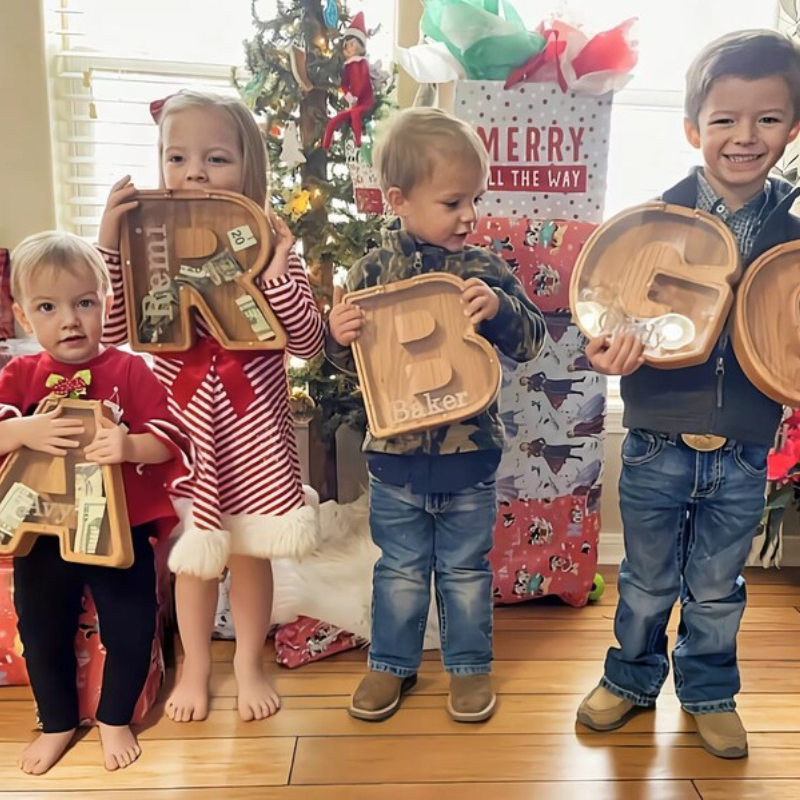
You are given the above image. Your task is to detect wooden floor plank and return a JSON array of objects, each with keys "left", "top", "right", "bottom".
[
  {"left": 494, "top": 606, "right": 800, "bottom": 632},
  {"left": 0, "top": 737, "right": 295, "bottom": 792},
  {"left": 492, "top": 630, "right": 800, "bottom": 661},
  {"left": 0, "top": 782, "right": 702, "bottom": 800},
  {"left": 694, "top": 779, "right": 800, "bottom": 799},
  {"left": 290, "top": 732, "right": 800, "bottom": 784}
]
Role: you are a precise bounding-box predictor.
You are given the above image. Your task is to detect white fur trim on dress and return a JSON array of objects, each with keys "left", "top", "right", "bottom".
[
  {"left": 168, "top": 524, "right": 230, "bottom": 580},
  {"left": 227, "top": 486, "right": 321, "bottom": 561},
  {"left": 167, "top": 488, "right": 320, "bottom": 578}
]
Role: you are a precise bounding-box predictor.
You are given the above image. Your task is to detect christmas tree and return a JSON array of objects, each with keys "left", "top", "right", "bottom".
[{"left": 238, "top": 0, "right": 394, "bottom": 499}]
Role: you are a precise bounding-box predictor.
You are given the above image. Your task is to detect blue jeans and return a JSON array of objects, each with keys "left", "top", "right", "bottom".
[
  {"left": 367, "top": 473, "right": 497, "bottom": 678},
  {"left": 602, "top": 429, "right": 769, "bottom": 715}
]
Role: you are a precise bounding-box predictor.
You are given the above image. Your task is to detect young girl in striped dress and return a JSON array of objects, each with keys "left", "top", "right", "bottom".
[{"left": 97, "top": 91, "right": 324, "bottom": 723}]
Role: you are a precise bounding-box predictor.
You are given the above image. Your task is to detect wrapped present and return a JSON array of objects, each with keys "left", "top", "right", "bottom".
[
  {"left": 467, "top": 220, "right": 604, "bottom": 605},
  {"left": 0, "top": 544, "right": 170, "bottom": 726},
  {"left": 491, "top": 493, "right": 600, "bottom": 607},
  {"left": 273, "top": 616, "right": 363, "bottom": 668},
  {"left": 0, "top": 557, "right": 27, "bottom": 685},
  {"left": 470, "top": 216, "right": 596, "bottom": 313}
]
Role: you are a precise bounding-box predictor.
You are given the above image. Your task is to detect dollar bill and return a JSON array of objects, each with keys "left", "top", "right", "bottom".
[
  {"left": 139, "top": 285, "right": 178, "bottom": 343},
  {"left": 74, "top": 497, "right": 107, "bottom": 555},
  {"left": 0, "top": 482, "right": 39, "bottom": 544},
  {"left": 176, "top": 263, "right": 210, "bottom": 287},
  {"left": 74, "top": 462, "right": 104, "bottom": 510},
  {"left": 205, "top": 250, "right": 243, "bottom": 283},
  {"left": 203, "top": 258, "right": 223, "bottom": 286},
  {"left": 235, "top": 295, "right": 276, "bottom": 341}
]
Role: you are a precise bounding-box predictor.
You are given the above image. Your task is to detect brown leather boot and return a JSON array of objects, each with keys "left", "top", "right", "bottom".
[
  {"left": 447, "top": 674, "right": 497, "bottom": 722},
  {"left": 691, "top": 710, "right": 748, "bottom": 759},
  {"left": 348, "top": 672, "right": 417, "bottom": 721},
  {"left": 576, "top": 684, "right": 646, "bottom": 731}
]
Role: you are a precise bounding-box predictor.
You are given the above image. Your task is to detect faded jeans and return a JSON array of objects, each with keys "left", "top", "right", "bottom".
[
  {"left": 602, "top": 429, "right": 769, "bottom": 714},
  {"left": 367, "top": 473, "right": 497, "bottom": 678}
]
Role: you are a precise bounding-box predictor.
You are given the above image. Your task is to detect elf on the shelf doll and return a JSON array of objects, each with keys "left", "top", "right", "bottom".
[{"left": 322, "top": 12, "right": 375, "bottom": 149}]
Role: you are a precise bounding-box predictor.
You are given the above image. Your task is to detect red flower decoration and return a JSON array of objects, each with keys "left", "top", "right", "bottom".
[{"left": 768, "top": 410, "right": 800, "bottom": 482}]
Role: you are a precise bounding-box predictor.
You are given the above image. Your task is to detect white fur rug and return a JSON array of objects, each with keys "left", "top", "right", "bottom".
[{"left": 215, "top": 492, "right": 441, "bottom": 650}]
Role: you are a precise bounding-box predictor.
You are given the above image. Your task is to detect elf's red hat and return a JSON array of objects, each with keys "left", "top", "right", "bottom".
[{"left": 344, "top": 12, "right": 367, "bottom": 46}]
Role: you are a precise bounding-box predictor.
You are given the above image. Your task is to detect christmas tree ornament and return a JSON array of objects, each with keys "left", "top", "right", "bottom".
[
  {"left": 322, "top": 12, "right": 376, "bottom": 149},
  {"left": 345, "top": 139, "right": 383, "bottom": 215},
  {"left": 280, "top": 121, "right": 307, "bottom": 167},
  {"left": 323, "top": 0, "right": 339, "bottom": 29},
  {"left": 290, "top": 44, "right": 314, "bottom": 92},
  {"left": 283, "top": 187, "right": 313, "bottom": 220}
]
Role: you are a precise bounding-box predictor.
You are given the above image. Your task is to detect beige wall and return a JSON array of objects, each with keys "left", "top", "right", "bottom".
[
  {"left": 0, "top": 0, "right": 56, "bottom": 248},
  {"left": 396, "top": 0, "right": 422, "bottom": 109}
]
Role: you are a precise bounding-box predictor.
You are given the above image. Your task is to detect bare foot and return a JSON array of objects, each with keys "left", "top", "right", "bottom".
[
  {"left": 234, "top": 657, "right": 281, "bottom": 721},
  {"left": 18, "top": 730, "right": 76, "bottom": 775},
  {"left": 165, "top": 661, "right": 211, "bottom": 723},
  {"left": 98, "top": 723, "right": 141, "bottom": 771}
]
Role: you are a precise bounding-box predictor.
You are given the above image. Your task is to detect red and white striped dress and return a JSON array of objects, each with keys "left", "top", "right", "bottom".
[{"left": 100, "top": 247, "right": 324, "bottom": 580}]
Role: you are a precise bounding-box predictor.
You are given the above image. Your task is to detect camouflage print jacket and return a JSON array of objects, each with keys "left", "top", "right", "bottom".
[{"left": 325, "top": 223, "right": 547, "bottom": 456}]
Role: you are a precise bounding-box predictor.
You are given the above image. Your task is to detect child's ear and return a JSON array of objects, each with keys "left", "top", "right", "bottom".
[
  {"left": 12, "top": 302, "right": 33, "bottom": 336},
  {"left": 103, "top": 293, "right": 114, "bottom": 320},
  {"left": 385, "top": 186, "right": 408, "bottom": 217},
  {"left": 788, "top": 119, "right": 800, "bottom": 145},
  {"left": 684, "top": 118, "right": 701, "bottom": 150}
]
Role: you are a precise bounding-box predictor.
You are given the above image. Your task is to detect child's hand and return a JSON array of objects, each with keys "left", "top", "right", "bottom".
[
  {"left": 462, "top": 277, "right": 500, "bottom": 325},
  {"left": 83, "top": 416, "right": 129, "bottom": 464},
  {"left": 328, "top": 285, "right": 365, "bottom": 346},
  {"left": 262, "top": 212, "right": 295, "bottom": 281},
  {"left": 97, "top": 175, "right": 139, "bottom": 251},
  {"left": 15, "top": 407, "right": 84, "bottom": 456},
  {"left": 585, "top": 332, "right": 645, "bottom": 375}
]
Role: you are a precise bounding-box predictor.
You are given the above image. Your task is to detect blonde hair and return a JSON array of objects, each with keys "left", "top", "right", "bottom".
[
  {"left": 373, "top": 106, "right": 489, "bottom": 195},
  {"left": 10, "top": 231, "right": 111, "bottom": 301},
  {"left": 157, "top": 90, "right": 269, "bottom": 207}
]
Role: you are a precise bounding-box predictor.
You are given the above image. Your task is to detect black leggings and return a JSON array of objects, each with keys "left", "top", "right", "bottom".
[{"left": 13, "top": 524, "right": 158, "bottom": 732}]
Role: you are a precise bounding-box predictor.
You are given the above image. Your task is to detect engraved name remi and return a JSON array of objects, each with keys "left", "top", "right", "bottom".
[
  {"left": 391, "top": 391, "right": 470, "bottom": 423},
  {"left": 143, "top": 224, "right": 174, "bottom": 320}
]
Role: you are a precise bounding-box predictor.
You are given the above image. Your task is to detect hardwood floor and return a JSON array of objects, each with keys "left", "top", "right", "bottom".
[{"left": 3, "top": 567, "right": 800, "bottom": 797}]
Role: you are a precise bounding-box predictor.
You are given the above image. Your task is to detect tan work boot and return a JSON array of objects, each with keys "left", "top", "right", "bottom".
[
  {"left": 691, "top": 710, "right": 748, "bottom": 759},
  {"left": 576, "top": 684, "right": 646, "bottom": 731},
  {"left": 348, "top": 672, "right": 417, "bottom": 721},
  {"left": 447, "top": 674, "right": 497, "bottom": 722}
]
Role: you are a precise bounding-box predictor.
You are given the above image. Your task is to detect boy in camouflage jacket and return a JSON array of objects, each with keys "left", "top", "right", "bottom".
[{"left": 326, "top": 107, "right": 546, "bottom": 723}]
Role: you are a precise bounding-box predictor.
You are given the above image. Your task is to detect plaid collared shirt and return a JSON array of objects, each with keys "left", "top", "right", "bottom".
[{"left": 695, "top": 170, "right": 770, "bottom": 261}]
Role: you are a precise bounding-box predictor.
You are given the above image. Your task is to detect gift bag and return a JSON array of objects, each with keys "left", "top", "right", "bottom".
[{"left": 455, "top": 82, "right": 613, "bottom": 221}]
